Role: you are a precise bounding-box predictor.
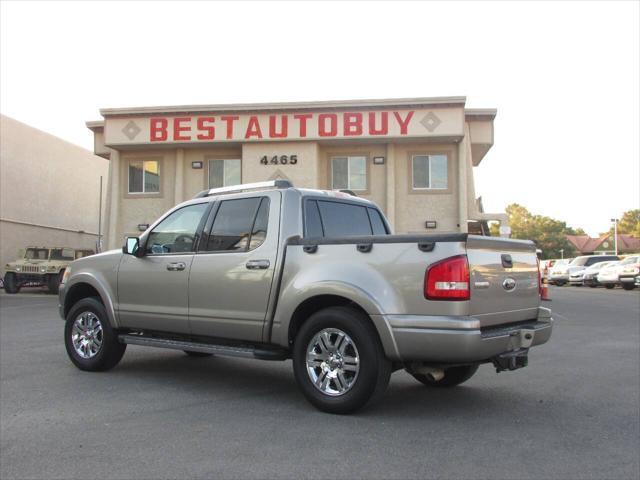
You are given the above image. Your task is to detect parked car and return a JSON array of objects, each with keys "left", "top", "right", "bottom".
[
  {"left": 58, "top": 180, "right": 552, "bottom": 414},
  {"left": 548, "top": 259, "right": 571, "bottom": 285},
  {"left": 597, "top": 261, "right": 623, "bottom": 289},
  {"left": 582, "top": 261, "right": 616, "bottom": 287},
  {"left": 567, "top": 255, "right": 620, "bottom": 286},
  {"left": 4, "top": 247, "right": 95, "bottom": 294},
  {"left": 617, "top": 255, "right": 640, "bottom": 290}
]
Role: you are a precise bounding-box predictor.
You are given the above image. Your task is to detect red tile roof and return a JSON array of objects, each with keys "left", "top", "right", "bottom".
[{"left": 566, "top": 234, "right": 640, "bottom": 253}]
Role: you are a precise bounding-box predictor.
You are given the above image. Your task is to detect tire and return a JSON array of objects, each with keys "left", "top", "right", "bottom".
[
  {"left": 3, "top": 272, "right": 20, "bottom": 294},
  {"left": 292, "top": 306, "right": 391, "bottom": 414},
  {"left": 622, "top": 283, "right": 636, "bottom": 291},
  {"left": 605, "top": 284, "right": 615, "bottom": 290},
  {"left": 64, "top": 297, "right": 126, "bottom": 371},
  {"left": 183, "top": 350, "right": 213, "bottom": 357},
  {"left": 589, "top": 284, "right": 597, "bottom": 288},
  {"left": 409, "top": 364, "right": 479, "bottom": 388},
  {"left": 556, "top": 281, "right": 566, "bottom": 287},
  {"left": 47, "top": 271, "right": 63, "bottom": 294}
]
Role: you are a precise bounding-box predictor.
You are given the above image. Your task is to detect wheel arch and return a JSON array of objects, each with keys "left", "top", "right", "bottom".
[
  {"left": 284, "top": 291, "right": 400, "bottom": 361},
  {"left": 63, "top": 275, "right": 118, "bottom": 328}
]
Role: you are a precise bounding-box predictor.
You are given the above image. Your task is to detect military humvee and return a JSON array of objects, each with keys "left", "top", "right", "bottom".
[{"left": 3, "top": 247, "right": 95, "bottom": 294}]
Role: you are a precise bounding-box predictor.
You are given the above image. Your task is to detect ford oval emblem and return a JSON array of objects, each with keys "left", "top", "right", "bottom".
[{"left": 502, "top": 277, "right": 517, "bottom": 291}]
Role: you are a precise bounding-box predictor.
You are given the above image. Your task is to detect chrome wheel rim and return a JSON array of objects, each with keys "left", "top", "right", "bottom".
[
  {"left": 306, "top": 328, "right": 359, "bottom": 396},
  {"left": 71, "top": 312, "right": 104, "bottom": 359}
]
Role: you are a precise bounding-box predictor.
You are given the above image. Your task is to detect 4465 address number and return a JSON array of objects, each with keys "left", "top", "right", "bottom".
[{"left": 260, "top": 155, "right": 298, "bottom": 165}]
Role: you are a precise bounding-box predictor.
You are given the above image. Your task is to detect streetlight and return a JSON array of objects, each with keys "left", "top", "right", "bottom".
[{"left": 610, "top": 218, "right": 619, "bottom": 256}]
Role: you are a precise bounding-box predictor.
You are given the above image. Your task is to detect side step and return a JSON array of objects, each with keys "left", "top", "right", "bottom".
[{"left": 118, "top": 334, "right": 289, "bottom": 361}]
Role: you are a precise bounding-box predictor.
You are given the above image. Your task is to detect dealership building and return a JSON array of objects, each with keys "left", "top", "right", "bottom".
[{"left": 86, "top": 97, "right": 507, "bottom": 250}]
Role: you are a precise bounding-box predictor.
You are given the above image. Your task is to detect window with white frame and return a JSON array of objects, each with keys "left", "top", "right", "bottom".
[
  {"left": 412, "top": 154, "right": 448, "bottom": 189},
  {"left": 209, "top": 159, "right": 241, "bottom": 188},
  {"left": 331, "top": 156, "right": 366, "bottom": 191},
  {"left": 128, "top": 160, "right": 160, "bottom": 194}
]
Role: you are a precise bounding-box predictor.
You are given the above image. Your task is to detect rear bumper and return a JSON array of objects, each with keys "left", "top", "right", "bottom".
[
  {"left": 380, "top": 307, "right": 553, "bottom": 362},
  {"left": 619, "top": 275, "right": 637, "bottom": 284}
]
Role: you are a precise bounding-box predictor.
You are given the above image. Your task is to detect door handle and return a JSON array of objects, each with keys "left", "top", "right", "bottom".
[
  {"left": 246, "top": 259, "right": 270, "bottom": 270},
  {"left": 166, "top": 262, "right": 186, "bottom": 271}
]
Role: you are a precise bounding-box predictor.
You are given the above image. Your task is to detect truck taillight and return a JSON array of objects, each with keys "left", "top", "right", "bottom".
[
  {"left": 425, "top": 255, "right": 470, "bottom": 301},
  {"left": 537, "top": 258, "right": 543, "bottom": 296}
]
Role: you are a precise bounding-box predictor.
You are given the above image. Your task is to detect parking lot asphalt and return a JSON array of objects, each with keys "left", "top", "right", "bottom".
[{"left": 1, "top": 286, "right": 639, "bottom": 480}]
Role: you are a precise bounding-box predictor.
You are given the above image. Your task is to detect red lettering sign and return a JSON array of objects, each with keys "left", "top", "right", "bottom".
[
  {"left": 318, "top": 113, "right": 337, "bottom": 137},
  {"left": 173, "top": 117, "right": 191, "bottom": 141},
  {"left": 196, "top": 117, "right": 215, "bottom": 140},
  {"left": 343, "top": 112, "right": 363, "bottom": 136},
  {"left": 393, "top": 111, "right": 414, "bottom": 135},
  {"left": 294, "top": 113, "right": 312, "bottom": 138},
  {"left": 245, "top": 116, "right": 263, "bottom": 139},
  {"left": 150, "top": 118, "right": 168, "bottom": 141},
  {"left": 220, "top": 115, "right": 238, "bottom": 139},
  {"left": 269, "top": 115, "right": 288, "bottom": 138},
  {"left": 369, "top": 112, "right": 388, "bottom": 135}
]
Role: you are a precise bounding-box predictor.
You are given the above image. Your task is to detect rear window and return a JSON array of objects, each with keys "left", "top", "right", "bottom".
[
  {"left": 585, "top": 256, "right": 618, "bottom": 266},
  {"left": 317, "top": 201, "right": 371, "bottom": 237},
  {"left": 304, "top": 199, "right": 387, "bottom": 237}
]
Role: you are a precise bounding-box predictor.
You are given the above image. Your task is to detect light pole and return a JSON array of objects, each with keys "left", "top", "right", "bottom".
[
  {"left": 559, "top": 249, "right": 564, "bottom": 259},
  {"left": 610, "top": 218, "right": 619, "bottom": 256}
]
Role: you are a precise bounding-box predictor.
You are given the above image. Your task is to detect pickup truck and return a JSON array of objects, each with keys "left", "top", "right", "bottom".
[{"left": 59, "top": 180, "right": 553, "bottom": 414}]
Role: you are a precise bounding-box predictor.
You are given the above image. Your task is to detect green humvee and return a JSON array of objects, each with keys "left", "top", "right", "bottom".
[{"left": 3, "top": 247, "right": 95, "bottom": 294}]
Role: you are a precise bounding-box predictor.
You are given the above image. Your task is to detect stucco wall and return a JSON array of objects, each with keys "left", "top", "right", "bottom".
[{"left": 0, "top": 115, "right": 108, "bottom": 271}]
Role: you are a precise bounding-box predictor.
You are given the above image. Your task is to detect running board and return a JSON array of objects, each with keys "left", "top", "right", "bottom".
[{"left": 118, "top": 334, "right": 289, "bottom": 361}]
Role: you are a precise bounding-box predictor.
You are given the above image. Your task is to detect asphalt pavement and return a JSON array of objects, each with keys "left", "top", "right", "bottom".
[{"left": 1, "top": 286, "right": 639, "bottom": 479}]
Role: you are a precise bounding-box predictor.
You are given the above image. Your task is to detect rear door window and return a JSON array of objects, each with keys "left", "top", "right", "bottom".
[
  {"left": 202, "top": 197, "right": 267, "bottom": 252},
  {"left": 367, "top": 208, "right": 388, "bottom": 235},
  {"left": 304, "top": 200, "right": 324, "bottom": 237},
  {"left": 317, "top": 200, "right": 372, "bottom": 237}
]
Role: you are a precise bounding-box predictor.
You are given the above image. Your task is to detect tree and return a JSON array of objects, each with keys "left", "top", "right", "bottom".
[
  {"left": 611, "top": 209, "right": 640, "bottom": 238},
  {"left": 493, "top": 203, "right": 579, "bottom": 259}
]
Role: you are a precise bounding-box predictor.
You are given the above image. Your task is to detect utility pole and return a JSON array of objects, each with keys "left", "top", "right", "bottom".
[
  {"left": 559, "top": 249, "right": 564, "bottom": 259},
  {"left": 610, "top": 218, "right": 618, "bottom": 256}
]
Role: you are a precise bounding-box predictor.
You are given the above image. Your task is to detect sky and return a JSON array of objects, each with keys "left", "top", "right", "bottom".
[{"left": 1, "top": 0, "right": 638, "bottom": 236}]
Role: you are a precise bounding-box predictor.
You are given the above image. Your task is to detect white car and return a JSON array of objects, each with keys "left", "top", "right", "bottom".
[
  {"left": 617, "top": 255, "right": 640, "bottom": 290},
  {"left": 597, "top": 261, "right": 623, "bottom": 289},
  {"left": 567, "top": 255, "right": 620, "bottom": 286},
  {"left": 548, "top": 259, "right": 571, "bottom": 286},
  {"left": 582, "top": 261, "right": 616, "bottom": 287}
]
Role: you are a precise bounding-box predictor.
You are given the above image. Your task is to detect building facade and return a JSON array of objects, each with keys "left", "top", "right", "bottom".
[
  {"left": 0, "top": 115, "right": 109, "bottom": 270},
  {"left": 566, "top": 234, "right": 640, "bottom": 255},
  {"left": 86, "top": 97, "right": 507, "bottom": 250}
]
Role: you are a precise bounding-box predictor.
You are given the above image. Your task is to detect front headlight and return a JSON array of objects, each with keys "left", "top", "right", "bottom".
[
  {"left": 40, "top": 267, "right": 47, "bottom": 273},
  {"left": 15, "top": 266, "right": 21, "bottom": 272},
  {"left": 61, "top": 268, "right": 71, "bottom": 284}
]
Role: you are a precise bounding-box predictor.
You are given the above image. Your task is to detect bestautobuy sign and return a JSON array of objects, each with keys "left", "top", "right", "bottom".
[{"left": 104, "top": 108, "right": 464, "bottom": 145}]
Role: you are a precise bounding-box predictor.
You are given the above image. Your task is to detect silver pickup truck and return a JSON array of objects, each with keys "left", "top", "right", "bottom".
[{"left": 59, "top": 180, "right": 552, "bottom": 413}]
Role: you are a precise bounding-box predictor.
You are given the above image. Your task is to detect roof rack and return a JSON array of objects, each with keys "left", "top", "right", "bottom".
[
  {"left": 337, "top": 189, "right": 358, "bottom": 197},
  {"left": 193, "top": 180, "right": 293, "bottom": 199}
]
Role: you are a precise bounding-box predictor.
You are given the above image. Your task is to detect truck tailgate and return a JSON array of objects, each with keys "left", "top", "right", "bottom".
[{"left": 466, "top": 235, "right": 540, "bottom": 328}]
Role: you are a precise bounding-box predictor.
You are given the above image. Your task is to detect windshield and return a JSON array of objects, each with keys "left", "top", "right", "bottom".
[
  {"left": 569, "top": 256, "right": 589, "bottom": 266},
  {"left": 620, "top": 256, "right": 639, "bottom": 265},
  {"left": 75, "top": 250, "right": 94, "bottom": 259},
  {"left": 24, "top": 248, "right": 49, "bottom": 260},
  {"left": 50, "top": 248, "right": 75, "bottom": 261}
]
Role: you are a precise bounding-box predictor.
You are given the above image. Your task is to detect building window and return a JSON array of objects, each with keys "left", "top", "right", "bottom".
[
  {"left": 209, "top": 159, "right": 241, "bottom": 188},
  {"left": 128, "top": 160, "right": 160, "bottom": 194},
  {"left": 331, "top": 156, "right": 366, "bottom": 191},
  {"left": 412, "top": 154, "right": 448, "bottom": 189}
]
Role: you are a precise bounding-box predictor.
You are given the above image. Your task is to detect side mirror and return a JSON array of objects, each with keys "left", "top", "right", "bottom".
[{"left": 123, "top": 237, "right": 142, "bottom": 257}]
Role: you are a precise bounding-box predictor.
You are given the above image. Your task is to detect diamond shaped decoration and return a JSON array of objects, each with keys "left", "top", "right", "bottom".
[
  {"left": 122, "top": 121, "right": 141, "bottom": 140},
  {"left": 420, "top": 112, "right": 441, "bottom": 132}
]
